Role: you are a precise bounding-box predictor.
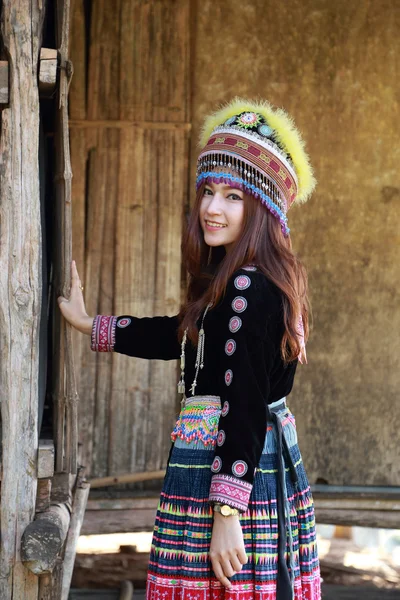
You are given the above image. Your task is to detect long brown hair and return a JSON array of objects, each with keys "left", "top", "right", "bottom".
[{"left": 178, "top": 182, "right": 311, "bottom": 364}]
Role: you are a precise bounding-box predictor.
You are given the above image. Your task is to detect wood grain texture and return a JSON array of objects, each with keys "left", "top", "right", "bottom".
[
  {"left": 119, "top": 0, "right": 190, "bottom": 122},
  {"left": 61, "top": 482, "right": 90, "bottom": 600},
  {"left": 0, "top": 1, "right": 45, "bottom": 597},
  {"left": 68, "top": 0, "right": 191, "bottom": 484},
  {"left": 39, "top": 48, "right": 58, "bottom": 94},
  {"left": 0, "top": 60, "right": 9, "bottom": 104},
  {"left": 69, "top": 0, "right": 86, "bottom": 120},
  {"left": 21, "top": 504, "right": 70, "bottom": 575},
  {"left": 71, "top": 550, "right": 149, "bottom": 590},
  {"left": 38, "top": 441, "right": 55, "bottom": 479},
  {"left": 70, "top": 128, "right": 87, "bottom": 396}
]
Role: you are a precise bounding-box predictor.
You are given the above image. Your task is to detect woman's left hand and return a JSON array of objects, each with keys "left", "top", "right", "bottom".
[{"left": 209, "top": 512, "right": 248, "bottom": 589}]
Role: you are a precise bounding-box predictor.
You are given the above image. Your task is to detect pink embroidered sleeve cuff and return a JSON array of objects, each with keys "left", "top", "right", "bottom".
[
  {"left": 209, "top": 473, "right": 252, "bottom": 513},
  {"left": 91, "top": 315, "right": 117, "bottom": 352}
]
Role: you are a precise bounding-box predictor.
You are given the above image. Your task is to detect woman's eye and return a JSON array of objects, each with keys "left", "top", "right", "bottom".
[
  {"left": 204, "top": 188, "right": 213, "bottom": 195},
  {"left": 228, "top": 193, "right": 242, "bottom": 200}
]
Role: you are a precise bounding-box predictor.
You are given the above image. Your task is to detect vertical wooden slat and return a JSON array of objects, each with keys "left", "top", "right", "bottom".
[
  {"left": 92, "top": 128, "right": 119, "bottom": 478},
  {"left": 69, "top": 0, "right": 88, "bottom": 397},
  {"left": 119, "top": 0, "right": 190, "bottom": 123},
  {"left": 69, "top": 128, "right": 87, "bottom": 395},
  {"left": 147, "top": 130, "right": 189, "bottom": 469},
  {"left": 69, "top": 0, "right": 86, "bottom": 121},
  {"left": 0, "top": 1, "right": 45, "bottom": 597},
  {"left": 110, "top": 127, "right": 154, "bottom": 476},
  {"left": 87, "top": 0, "right": 121, "bottom": 120},
  {"left": 78, "top": 139, "right": 104, "bottom": 476}
]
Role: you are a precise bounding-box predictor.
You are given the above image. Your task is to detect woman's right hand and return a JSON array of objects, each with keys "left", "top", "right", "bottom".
[{"left": 57, "top": 261, "right": 93, "bottom": 335}]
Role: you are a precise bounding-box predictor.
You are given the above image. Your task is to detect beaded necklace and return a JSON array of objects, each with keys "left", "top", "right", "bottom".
[{"left": 177, "top": 301, "right": 213, "bottom": 404}]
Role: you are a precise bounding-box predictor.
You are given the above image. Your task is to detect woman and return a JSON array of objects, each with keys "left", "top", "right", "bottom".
[{"left": 59, "top": 98, "right": 322, "bottom": 600}]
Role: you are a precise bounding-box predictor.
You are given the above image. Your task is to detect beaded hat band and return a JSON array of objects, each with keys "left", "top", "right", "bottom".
[{"left": 196, "top": 98, "right": 316, "bottom": 236}]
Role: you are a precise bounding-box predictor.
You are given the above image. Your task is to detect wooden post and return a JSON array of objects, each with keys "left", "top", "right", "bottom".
[
  {"left": 0, "top": 61, "right": 9, "bottom": 104},
  {"left": 119, "top": 581, "right": 134, "bottom": 600},
  {"left": 0, "top": 1, "right": 46, "bottom": 598},
  {"left": 61, "top": 481, "right": 90, "bottom": 600}
]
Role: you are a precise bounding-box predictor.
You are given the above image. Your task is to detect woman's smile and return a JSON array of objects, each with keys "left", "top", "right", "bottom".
[{"left": 204, "top": 219, "right": 227, "bottom": 231}]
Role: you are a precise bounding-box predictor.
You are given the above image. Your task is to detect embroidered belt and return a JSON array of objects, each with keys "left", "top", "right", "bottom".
[{"left": 170, "top": 395, "right": 221, "bottom": 447}]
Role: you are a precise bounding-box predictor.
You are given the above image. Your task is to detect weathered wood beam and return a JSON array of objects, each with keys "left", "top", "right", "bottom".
[
  {"left": 39, "top": 48, "right": 58, "bottom": 96},
  {"left": 71, "top": 549, "right": 149, "bottom": 590},
  {"left": 21, "top": 504, "right": 71, "bottom": 575},
  {"left": 36, "top": 479, "right": 52, "bottom": 512},
  {"left": 38, "top": 440, "right": 55, "bottom": 478},
  {"left": 89, "top": 469, "right": 166, "bottom": 488},
  {"left": 0, "top": 61, "right": 8, "bottom": 104},
  {"left": 81, "top": 497, "right": 159, "bottom": 535},
  {"left": 51, "top": 472, "right": 75, "bottom": 504},
  {"left": 0, "top": 0, "right": 46, "bottom": 597},
  {"left": 69, "top": 118, "right": 191, "bottom": 130},
  {"left": 315, "top": 506, "right": 400, "bottom": 529},
  {"left": 80, "top": 493, "right": 400, "bottom": 535}
]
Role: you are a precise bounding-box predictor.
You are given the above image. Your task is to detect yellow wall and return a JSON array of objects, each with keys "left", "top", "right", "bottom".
[{"left": 190, "top": 0, "right": 399, "bottom": 486}]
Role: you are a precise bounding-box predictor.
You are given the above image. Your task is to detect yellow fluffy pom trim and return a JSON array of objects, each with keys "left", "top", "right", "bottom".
[{"left": 199, "top": 97, "right": 316, "bottom": 204}]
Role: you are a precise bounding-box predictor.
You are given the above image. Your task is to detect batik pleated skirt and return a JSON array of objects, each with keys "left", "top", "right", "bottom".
[{"left": 146, "top": 395, "right": 322, "bottom": 600}]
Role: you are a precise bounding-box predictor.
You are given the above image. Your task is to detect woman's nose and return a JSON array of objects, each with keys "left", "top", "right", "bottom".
[{"left": 206, "top": 193, "right": 223, "bottom": 214}]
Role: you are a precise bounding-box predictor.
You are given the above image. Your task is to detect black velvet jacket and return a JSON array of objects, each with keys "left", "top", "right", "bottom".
[{"left": 91, "top": 265, "right": 298, "bottom": 512}]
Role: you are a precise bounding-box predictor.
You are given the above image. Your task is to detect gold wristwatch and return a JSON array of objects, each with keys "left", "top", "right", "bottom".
[{"left": 213, "top": 503, "right": 239, "bottom": 517}]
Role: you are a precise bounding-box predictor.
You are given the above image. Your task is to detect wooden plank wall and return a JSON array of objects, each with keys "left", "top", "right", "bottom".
[{"left": 68, "top": 0, "right": 191, "bottom": 480}]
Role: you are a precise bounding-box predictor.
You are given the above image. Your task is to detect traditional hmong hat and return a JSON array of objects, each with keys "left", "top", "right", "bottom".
[{"left": 196, "top": 98, "right": 316, "bottom": 236}]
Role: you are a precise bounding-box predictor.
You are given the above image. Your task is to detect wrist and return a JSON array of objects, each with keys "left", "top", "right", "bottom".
[
  {"left": 212, "top": 503, "right": 240, "bottom": 518},
  {"left": 76, "top": 315, "right": 94, "bottom": 335},
  {"left": 213, "top": 510, "right": 239, "bottom": 521}
]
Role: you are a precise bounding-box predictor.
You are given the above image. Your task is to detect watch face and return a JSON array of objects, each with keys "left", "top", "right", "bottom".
[{"left": 221, "top": 505, "right": 231, "bottom": 516}]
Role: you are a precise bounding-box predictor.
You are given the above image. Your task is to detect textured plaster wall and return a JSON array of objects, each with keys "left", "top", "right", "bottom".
[{"left": 191, "top": 0, "right": 400, "bottom": 486}]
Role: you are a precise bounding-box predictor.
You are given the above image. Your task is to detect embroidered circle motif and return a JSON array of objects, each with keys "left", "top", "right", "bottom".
[
  {"left": 232, "top": 296, "right": 248, "bottom": 313},
  {"left": 224, "top": 115, "right": 237, "bottom": 126},
  {"left": 211, "top": 456, "right": 222, "bottom": 473},
  {"left": 224, "top": 369, "right": 233, "bottom": 386},
  {"left": 221, "top": 400, "right": 230, "bottom": 417},
  {"left": 234, "top": 275, "right": 251, "bottom": 290},
  {"left": 237, "top": 112, "right": 261, "bottom": 128},
  {"left": 117, "top": 318, "right": 131, "bottom": 328},
  {"left": 217, "top": 430, "right": 226, "bottom": 446},
  {"left": 232, "top": 460, "right": 248, "bottom": 478},
  {"left": 229, "top": 316, "right": 242, "bottom": 333},
  {"left": 225, "top": 339, "right": 236, "bottom": 356},
  {"left": 258, "top": 123, "right": 274, "bottom": 137}
]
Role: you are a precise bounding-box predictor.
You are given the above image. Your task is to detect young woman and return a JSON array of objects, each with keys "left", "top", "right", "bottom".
[{"left": 59, "top": 99, "right": 322, "bottom": 600}]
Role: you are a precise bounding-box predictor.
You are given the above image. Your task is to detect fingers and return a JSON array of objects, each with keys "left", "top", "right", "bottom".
[
  {"left": 210, "top": 552, "right": 246, "bottom": 588},
  {"left": 57, "top": 296, "right": 67, "bottom": 305},
  {"left": 71, "top": 260, "right": 81, "bottom": 286},
  {"left": 211, "top": 559, "right": 232, "bottom": 589},
  {"left": 237, "top": 547, "right": 248, "bottom": 566},
  {"left": 229, "top": 553, "right": 244, "bottom": 572}
]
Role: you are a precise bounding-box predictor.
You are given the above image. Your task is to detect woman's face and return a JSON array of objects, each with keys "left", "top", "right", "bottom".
[{"left": 199, "top": 179, "right": 245, "bottom": 252}]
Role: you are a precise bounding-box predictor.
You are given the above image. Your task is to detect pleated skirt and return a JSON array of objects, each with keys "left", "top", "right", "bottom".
[{"left": 146, "top": 395, "right": 321, "bottom": 600}]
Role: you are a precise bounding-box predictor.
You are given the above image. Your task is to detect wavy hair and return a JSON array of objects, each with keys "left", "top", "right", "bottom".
[{"left": 177, "top": 182, "right": 311, "bottom": 364}]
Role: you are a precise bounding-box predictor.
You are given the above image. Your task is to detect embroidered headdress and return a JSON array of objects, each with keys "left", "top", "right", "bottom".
[{"left": 196, "top": 98, "right": 316, "bottom": 236}]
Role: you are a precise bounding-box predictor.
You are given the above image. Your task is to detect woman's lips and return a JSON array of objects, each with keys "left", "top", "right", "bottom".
[{"left": 204, "top": 221, "right": 227, "bottom": 231}]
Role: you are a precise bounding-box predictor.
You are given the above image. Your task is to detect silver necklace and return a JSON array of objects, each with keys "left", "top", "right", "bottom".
[{"left": 177, "top": 301, "right": 213, "bottom": 403}]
